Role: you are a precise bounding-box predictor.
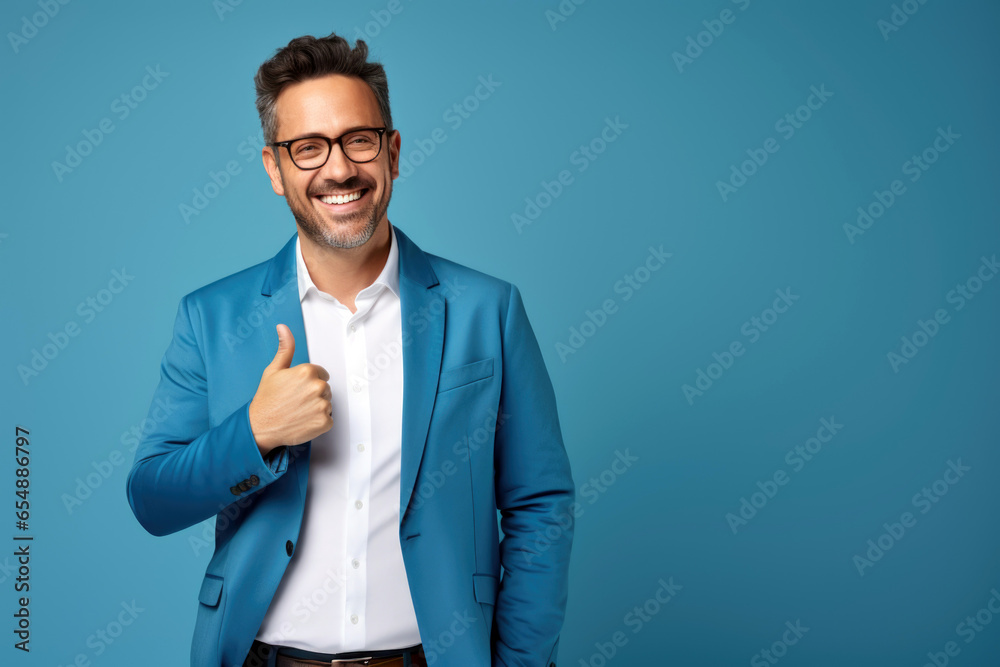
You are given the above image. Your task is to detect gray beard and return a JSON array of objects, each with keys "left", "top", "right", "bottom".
[{"left": 295, "top": 207, "right": 378, "bottom": 249}]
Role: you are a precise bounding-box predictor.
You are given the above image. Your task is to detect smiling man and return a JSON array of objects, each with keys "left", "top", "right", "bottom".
[{"left": 126, "top": 32, "right": 574, "bottom": 667}]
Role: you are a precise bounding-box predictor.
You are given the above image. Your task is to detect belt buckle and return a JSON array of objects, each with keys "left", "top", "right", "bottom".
[{"left": 329, "top": 657, "right": 373, "bottom": 666}]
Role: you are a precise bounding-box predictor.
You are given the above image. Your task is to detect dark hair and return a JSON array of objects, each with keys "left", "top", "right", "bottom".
[{"left": 254, "top": 32, "right": 392, "bottom": 144}]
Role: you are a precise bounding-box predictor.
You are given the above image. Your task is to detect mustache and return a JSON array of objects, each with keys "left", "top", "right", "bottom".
[{"left": 307, "top": 177, "right": 373, "bottom": 196}]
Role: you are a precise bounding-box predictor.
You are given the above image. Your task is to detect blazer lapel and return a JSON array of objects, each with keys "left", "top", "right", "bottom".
[
  {"left": 259, "top": 233, "right": 312, "bottom": 506},
  {"left": 393, "top": 225, "right": 445, "bottom": 524}
]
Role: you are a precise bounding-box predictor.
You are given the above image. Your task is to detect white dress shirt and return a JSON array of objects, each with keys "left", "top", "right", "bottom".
[{"left": 256, "top": 224, "right": 421, "bottom": 652}]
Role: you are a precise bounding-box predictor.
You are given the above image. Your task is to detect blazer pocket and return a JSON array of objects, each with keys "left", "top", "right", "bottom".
[
  {"left": 472, "top": 573, "right": 498, "bottom": 606},
  {"left": 438, "top": 358, "right": 494, "bottom": 394},
  {"left": 198, "top": 574, "right": 224, "bottom": 607},
  {"left": 473, "top": 572, "right": 499, "bottom": 637}
]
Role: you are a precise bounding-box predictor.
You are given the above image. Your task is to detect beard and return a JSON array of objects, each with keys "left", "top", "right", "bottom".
[{"left": 288, "top": 174, "right": 392, "bottom": 250}]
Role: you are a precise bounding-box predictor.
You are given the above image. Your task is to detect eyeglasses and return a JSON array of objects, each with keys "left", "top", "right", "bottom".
[{"left": 269, "top": 127, "right": 387, "bottom": 170}]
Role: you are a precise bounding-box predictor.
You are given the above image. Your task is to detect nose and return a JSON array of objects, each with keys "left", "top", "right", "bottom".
[{"left": 316, "top": 141, "right": 359, "bottom": 183}]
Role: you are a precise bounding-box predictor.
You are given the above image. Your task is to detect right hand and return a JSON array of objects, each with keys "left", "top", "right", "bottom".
[{"left": 249, "top": 324, "right": 333, "bottom": 455}]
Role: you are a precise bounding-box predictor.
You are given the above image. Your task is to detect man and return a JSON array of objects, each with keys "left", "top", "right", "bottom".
[{"left": 126, "top": 32, "right": 574, "bottom": 667}]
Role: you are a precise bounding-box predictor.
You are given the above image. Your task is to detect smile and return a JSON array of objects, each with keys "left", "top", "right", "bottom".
[{"left": 316, "top": 189, "right": 366, "bottom": 205}]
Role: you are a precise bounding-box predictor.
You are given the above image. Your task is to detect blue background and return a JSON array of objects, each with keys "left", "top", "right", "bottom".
[{"left": 2, "top": 0, "right": 999, "bottom": 664}]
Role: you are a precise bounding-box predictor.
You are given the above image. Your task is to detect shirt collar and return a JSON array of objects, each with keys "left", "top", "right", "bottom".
[{"left": 295, "top": 223, "right": 400, "bottom": 304}]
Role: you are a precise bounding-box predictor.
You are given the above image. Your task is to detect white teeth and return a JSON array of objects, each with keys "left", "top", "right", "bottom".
[{"left": 319, "top": 191, "right": 363, "bottom": 205}]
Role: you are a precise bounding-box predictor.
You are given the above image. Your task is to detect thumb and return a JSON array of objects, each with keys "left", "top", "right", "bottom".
[{"left": 265, "top": 323, "right": 295, "bottom": 372}]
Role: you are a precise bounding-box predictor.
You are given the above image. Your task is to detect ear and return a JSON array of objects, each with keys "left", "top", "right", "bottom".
[
  {"left": 262, "top": 146, "right": 285, "bottom": 196},
  {"left": 388, "top": 130, "right": 401, "bottom": 180}
]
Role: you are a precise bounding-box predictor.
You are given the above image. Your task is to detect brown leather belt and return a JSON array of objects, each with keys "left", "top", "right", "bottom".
[{"left": 245, "top": 640, "right": 426, "bottom": 667}]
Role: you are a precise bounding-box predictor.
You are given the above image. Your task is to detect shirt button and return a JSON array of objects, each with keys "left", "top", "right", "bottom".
[
  {"left": 350, "top": 324, "right": 356, "bottom": 332},
  {"left": 355, "top": 500, "right": 363, "bottom": 510},
  {"left": 352, "top": 559, "right": 360, "bottom": 569},
  {"left": 357, "top": 443, "right": 365, "bottom": 452},
  {"left": 350, "top": 614, "right": 359, "bottom": 625},
  {"left": 353, "top": 382, "right": 362, "bottom": 392}
]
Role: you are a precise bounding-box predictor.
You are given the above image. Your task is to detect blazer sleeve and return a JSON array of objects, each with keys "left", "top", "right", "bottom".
[
  {"left": 125, "top": 294, "right": 291, "bottom": 537},
  {"left": 492, "top": 283, "right": 575, "bottom": 667}
]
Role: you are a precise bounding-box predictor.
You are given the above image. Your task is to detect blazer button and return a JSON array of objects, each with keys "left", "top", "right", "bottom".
[
  {"left": 286, "top": 540, "right": 294, "bottom": 557},
  {"left": 239, "top": 480, "right": 250, "bottom": 492},
  {"left": 249, "top": 475, "right": 260, "bottom": 487},
  {"left": 230, "top": 486, "right": 241, "bottom": 496}
]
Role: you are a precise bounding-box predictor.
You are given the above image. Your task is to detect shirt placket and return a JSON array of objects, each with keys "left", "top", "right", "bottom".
[{"left": 342, "top": 307, "right": 372, "bottom": 650}]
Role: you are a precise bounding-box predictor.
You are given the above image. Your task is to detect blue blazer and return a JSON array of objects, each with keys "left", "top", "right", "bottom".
[{"left": 126, "top": 225, "right": 574, "bottom": 667}]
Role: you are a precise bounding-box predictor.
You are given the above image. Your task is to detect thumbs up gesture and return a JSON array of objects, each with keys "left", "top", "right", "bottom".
[{"left": 249, "top": 324, "right": 333, "bottom": 455}]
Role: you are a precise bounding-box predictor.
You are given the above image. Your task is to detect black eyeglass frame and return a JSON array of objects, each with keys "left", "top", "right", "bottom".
[{"left": 268, "top": 127, "right": 388, "bottom": 170}]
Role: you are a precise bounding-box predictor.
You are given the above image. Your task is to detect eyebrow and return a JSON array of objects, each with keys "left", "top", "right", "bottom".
[{"left": 279, "top": 126, "right": 380, "bottom": 143}]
